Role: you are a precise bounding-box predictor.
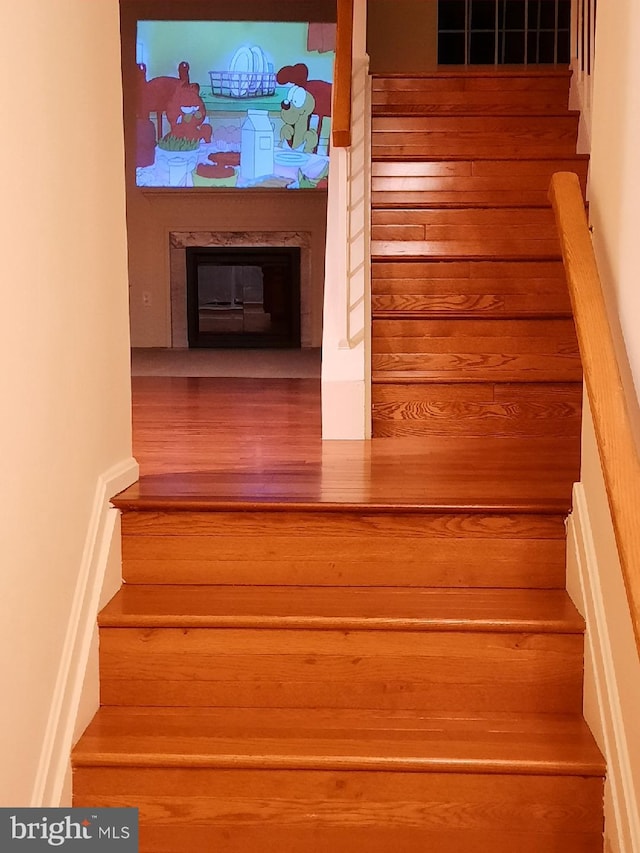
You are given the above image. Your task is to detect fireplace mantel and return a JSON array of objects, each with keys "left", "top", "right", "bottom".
[{"left": 170, "top": 230, "right": 312, "bottom": 348}]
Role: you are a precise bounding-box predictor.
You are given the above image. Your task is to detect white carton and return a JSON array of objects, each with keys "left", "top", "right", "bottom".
[{"left": 240, "top": 109, "right": 274, "bottom": 180}]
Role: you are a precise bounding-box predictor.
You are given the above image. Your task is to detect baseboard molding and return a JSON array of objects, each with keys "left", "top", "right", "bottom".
[
  {"left": 30, "top": 456, "right": 139, "bottom": 807},
  {"left": 568, "top": 483, "right": 640, "bottom": 853}
]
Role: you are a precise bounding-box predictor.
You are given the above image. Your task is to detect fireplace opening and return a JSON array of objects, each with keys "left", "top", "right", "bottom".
[{"left": 186, "top": 247, "right": 301, "bottom": 348}]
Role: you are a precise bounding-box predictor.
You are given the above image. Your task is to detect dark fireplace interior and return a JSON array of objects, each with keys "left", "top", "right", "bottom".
[{"left": 186, "top": 247, "right": 301, "bottom": 348}]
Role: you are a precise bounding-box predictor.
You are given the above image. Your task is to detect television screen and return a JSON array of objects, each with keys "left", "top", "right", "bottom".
[{"left": 135, "top": 20, "right": 335, "bottom": 189}]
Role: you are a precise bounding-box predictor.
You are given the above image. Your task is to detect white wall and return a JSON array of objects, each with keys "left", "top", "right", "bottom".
[
  {"left": 588, "top": 0, "right": 640, "bottom": 406},
  {"left": 0, "top": 0, "right": 136, "bottom": 806},
  {"left": 567, "top": 2, "right": 640, "bottom": 849}
]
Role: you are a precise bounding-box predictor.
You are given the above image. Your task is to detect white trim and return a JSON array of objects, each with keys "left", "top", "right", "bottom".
[
  {"left": 321, "top": 377, "right": 367, "bottom": 440},
  {"left": 321, "top": 1, "right": 371, "bottom": 440},
  {"left": 30, "top": 456, "right": 139, "bottom": 807},
  {"left": 569, "top": 58, "right": 593, "bottom": 155},
  {"left": 568, "top": 483, "right": 640, "bottom": 853}
]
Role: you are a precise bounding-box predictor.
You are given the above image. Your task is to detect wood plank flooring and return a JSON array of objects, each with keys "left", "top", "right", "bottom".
[{"left": 122, "top": 377, "right": 578, "bottom": 508}]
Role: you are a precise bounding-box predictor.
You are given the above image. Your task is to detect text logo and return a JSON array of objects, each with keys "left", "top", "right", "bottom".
[{"left": 0, "top": 809, "right": 138, "bottom": 850}]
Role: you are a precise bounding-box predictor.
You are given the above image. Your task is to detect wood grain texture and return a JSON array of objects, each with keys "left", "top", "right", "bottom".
[
  {"left": 371, "top": 69, "right": 573, "bottom": 91},
  {"left": 120, "top": 508, "right": 567, "bottom": 588},
  {"left": 372, "top": 115, "right": 579, "bottom": 160},
  {"left": 74, "top": 764, "right": 603, "bottom": 853},
  {"left": 371, "top": 159, "right": 588, "bottom": 207},
  {"left": 550, "top": 171, "right": 640, "bottom": 653},
  {"left": 332, "top": 0, "right": 353, "bottom": 147},
  {"left": 116, "top": 379, "right": 579, "bottom": 508},
  {"left": 370, "top": 207, "right": 562, "bottom": 259},
  {"left": 371, "top": 239, "right": 561, "bottom": 260},
  {"left": 100, "top": 586, "right": 584, "bottom": 633},
  {"left": 99, "top": 626, "right": 583, "bottom": 711},
  {"left": 74, "top": 706, "right": 603, "bottom": 774},
  {"left": 371, "top": 318, "right": 581, "bottom": 383},
  {"left": 84, "top": 824, "right": 604, "bottom": 853},
  {"left": 372, "top": 92, "right": 572, "bottom": 115},
  {"left": 372, "top": 382, "right": 582, "bottom": 438},
  {"left": 368, "top": 65, "right": 583, "bottom": 453},
  {"left": 371, "top": 260, "right": 571, "bottom": 318}
]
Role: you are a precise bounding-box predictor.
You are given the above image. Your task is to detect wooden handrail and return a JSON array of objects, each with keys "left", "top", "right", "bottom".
[
  {"left": 332, "top": 0, "right": 353, "bottom": 148},
  {"left": 549, "top": 171, "right": 640, "bottom": 654}
]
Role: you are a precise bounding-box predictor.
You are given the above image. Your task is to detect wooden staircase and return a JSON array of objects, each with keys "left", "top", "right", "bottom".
[
  {"left": 72, "top": 66, "right": 605, "bottom": 853},
  {"left": 74, "top": 491, "right": 604, "bottom": 851},
  {"left": 371, "top": 67, "right": 587, "bottom": 440}
]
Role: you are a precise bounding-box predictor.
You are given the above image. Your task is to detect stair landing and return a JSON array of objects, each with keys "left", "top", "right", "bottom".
[{"left": 120, "top": 377, "right": 578, "bottom": 510}]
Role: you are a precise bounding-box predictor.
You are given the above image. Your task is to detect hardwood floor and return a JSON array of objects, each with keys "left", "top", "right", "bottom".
[{"left": 122, "top": 376, "right": 578, "bottom": 508}]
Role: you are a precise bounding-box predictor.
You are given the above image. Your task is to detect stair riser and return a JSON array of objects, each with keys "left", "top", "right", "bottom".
[
  {"left": 371, "top": 160, "right": 588, "bottom": 208},
  {"left": 121, "top": 510, "right": 567, "bottom": 588},
  {"left": 372, "top": 382, "right": 582, "bottom": 439},
  {"left": 373, "top": 207, "right": 557, "bottom": 227},
  {"left": 372, "top": 95, "right": 572, "bottom": 115},
  {"left": 370, "top": 210, "right": 561, "bottom": 255},
  {"left": 372, "top": 318, "right": 581, "bottom": 383},
  {"left": 74, "top": 767, "right": 603, "bottom": 853},
  {"left": 372, "top": 75, "right": 573, "bottom": 93},
  {"left": 372, "top": 116, "right": 579, "bottom": 159},
  {"left": 372, "top": 260, "right": 571, "bottom": 316},
  {"left": 99, "top": 627, "right": 583, "bottom": 713}
]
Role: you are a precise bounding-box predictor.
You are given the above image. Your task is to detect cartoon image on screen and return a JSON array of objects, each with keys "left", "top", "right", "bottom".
[{"left": 136, "top": 21, "right": 335, "bottom": 189}]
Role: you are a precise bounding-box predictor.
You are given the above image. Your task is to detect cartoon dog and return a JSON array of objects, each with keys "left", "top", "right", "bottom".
[
  {"left": 279, "top": 84, "right": 318, "bottom": 152},
  {"left": 277, "top": 64, "right": 332, "bottom": 153}
]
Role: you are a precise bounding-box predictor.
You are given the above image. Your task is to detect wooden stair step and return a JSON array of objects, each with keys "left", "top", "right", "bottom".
[
  {"left": 372, "top": 115, "right": 579, "bottom": 160},
  {"left": 100, "top": 585, "right": 584, "bottom": 633},
  {"left": 371, "top": 241, "right": 561, "bottom": 260},
  {"left": 371, "top": 71, "right": 572, "bottom": 115},
  {"left": 98, "top": 585, "right": 585, "bottom": 713},
  {"left": 372, "top": 317, "right": 581, "bottom": 383},
  {"left": 371, "top": 69, "right": 573, "bottom": 93},
  {"left": 371, "top": 159, "right": 588, "bottom": 207},
  {"left": 120, "top": 507, "right": 569, "bottom": 590},
  {"left": 73, "top": 706, "right": 603, "bottom": 775},
  {"left": 113, "top": 433, "right": 578, "bottom": 511},
  {"left": 372, "top": 259, "right": 571, "bottom": 316},
  {"left": 371, "top": 208, "right": 561, "bottom": 258},
  {"left": 372, "top": 207, "right": 558, "bottom": 227},
  {"left": 372, "top": 94, "right": 572, "bottom": 116},
  {"left": 372, "top": 382, "right": 582, "bottom": 439},
  {"left": 73, "top": 707, "right": 604, "bottom": 851},
  {"left": 371, "top": 362, "right": 581, "bottom": 383}
]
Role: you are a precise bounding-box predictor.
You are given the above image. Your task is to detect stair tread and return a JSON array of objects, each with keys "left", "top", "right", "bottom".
[
  {"left": 372, "top": 311, "right": 573, "bottom": 320},
  {"left": 372, "top": 114, "right": 579, "bottom": 125},
  {"left": 373, "top": 108, "right": 578, "bottom": 117},
  {"left": 373, "top": 152, "right": 587, "bottom": 161},
  {"left": 371, "top": 243, "right": 561, "bottom": 261},
  {"left": 371, "top": 68, "right": 573, "bottom": 78},
  {"left": 371, "top": 156, "right": 589, "bottom": 171},
  {"left": 113, "top": 434, "right": 579, "bottom": 512},
  {"left": 100, "top": 586, "right": 584, "bottom": 632},
  {"left": 73, "top": 706, "right": 604, "bottom": 775}
]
